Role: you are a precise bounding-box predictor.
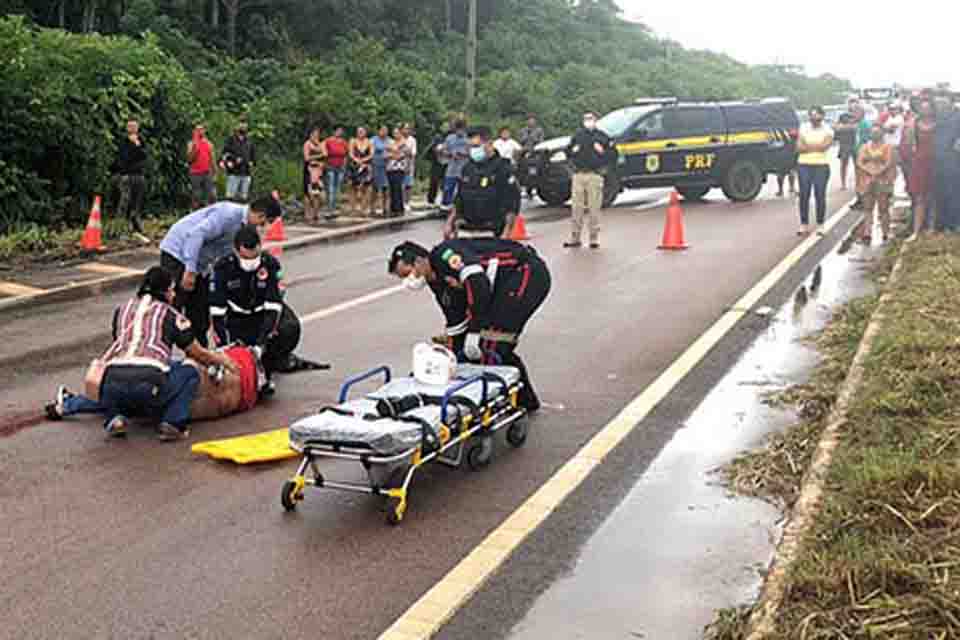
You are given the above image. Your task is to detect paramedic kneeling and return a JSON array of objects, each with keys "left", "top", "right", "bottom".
[
  {"left": 388, "top": 238, "right": 551, "bottom": 412},
  {"left": 209, "top": 225, "right": 293, "bottom": 389},
  {"left": 99, "top": 267, "right": 237, "bottom": 441}
]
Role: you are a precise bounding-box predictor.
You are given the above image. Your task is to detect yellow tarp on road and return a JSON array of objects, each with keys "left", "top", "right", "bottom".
[{"left": 191, "top": 428, "right": 298, "bottom": 464}]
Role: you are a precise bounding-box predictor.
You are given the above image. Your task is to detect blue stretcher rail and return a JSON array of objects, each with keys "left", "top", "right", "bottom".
[
  {"left": 338, "top": 366, "right": 392, "bottom": 403},
  {"left": 440, "top": 375, "right": 488, "bottom": 425}
]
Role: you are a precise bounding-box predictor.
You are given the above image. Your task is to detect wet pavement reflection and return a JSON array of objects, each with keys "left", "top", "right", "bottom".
[{"left": 506, "top": 238, "right": 878, "bottom": 639}]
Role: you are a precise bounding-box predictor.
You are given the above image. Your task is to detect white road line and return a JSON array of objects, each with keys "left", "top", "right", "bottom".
[
  {"left": 299, "top": 284, "right": 406, "bottom": 325},
  {"left": 376, "top": 198, "right": 857, "bottom": 640}
]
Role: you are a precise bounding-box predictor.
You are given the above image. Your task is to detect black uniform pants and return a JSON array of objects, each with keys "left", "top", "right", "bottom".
[
  {"left": 480, "top": 256, "right": 551, "bottom": 409},
  {"left": 161, "top": 251, "right": 210, "bottom": 347},
  {"left": 225, "top": 303, "right": 301, "bottom": 374},
  {"left": 428, "top": 165, "right": 445, "bottom": 204}
]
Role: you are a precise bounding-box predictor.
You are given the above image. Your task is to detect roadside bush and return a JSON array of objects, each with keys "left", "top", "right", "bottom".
[{"left": 0, "top": 16, "right": 197, "bottom": 231}]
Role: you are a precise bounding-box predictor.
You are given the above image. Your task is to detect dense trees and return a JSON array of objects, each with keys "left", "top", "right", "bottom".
[{"left": 1, "top": 1, "right": 850, "bottom": 228}]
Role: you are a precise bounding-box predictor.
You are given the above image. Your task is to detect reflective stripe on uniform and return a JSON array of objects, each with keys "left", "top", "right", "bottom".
[{"left": 459, "top": 264, "right": 485, "bottom": 282}]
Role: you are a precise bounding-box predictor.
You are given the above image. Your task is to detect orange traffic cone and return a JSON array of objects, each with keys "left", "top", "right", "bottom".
[
  {"left": 658, "top": 191, "right": 688, "bottom": 251},
  {"left": 80, "top": 195, "right": 105, "bottom": 251},
  {"left": 264, "top": 217, "right": 286, "bottom": 258},
  {"left": 509, "top": 212, "right": 531, "bottom": 241}
]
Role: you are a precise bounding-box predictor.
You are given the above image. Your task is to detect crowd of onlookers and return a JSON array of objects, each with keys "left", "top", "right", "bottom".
[
  {"left": 794, "top": 92, "right": 960, "bottom": 242},
  {"left": 106, "top": 113, "right": 554, "bottom": 233}
]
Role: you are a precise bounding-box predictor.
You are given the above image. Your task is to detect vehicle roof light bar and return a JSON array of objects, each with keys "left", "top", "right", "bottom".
[{"left": 634, "top": 97, "right": 679, "bottom": 106}]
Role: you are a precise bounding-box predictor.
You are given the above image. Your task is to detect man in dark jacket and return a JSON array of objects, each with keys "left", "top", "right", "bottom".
[
  {"left": 564, "top": 111, "right": 614, "bottom": 249},
  {"left": 111, "top": 119, "right": 149, "bottom": 239},
  {"left": 221, "top": 121, "right": 256, "bottom": 202},
  {"left": 426, "top": 129, "right": 448, "bottom": 206},
  {"left": 444, "top": 126, "right": 521, "bottom": 239}
]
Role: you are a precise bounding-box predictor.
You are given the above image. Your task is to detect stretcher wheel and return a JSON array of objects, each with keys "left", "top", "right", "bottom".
[
  {"left": 281, "top": 480, "right": 303, "bottom": 512},
  {"left": 467, "top": 436, "right": 494, "bottom": 471},
  {"left": 385, "top": 496, "right": 405, "bottom": 526},
  {"left": 506, "top": 420, "right": 528, "bottom": 448}
]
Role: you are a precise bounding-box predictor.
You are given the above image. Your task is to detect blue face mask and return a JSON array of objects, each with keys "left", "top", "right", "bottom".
[{"left": 469, "top": 147, "right": 487, "bottom": 163}]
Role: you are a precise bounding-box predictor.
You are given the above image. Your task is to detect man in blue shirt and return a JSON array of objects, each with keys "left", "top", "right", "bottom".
[
  {"left": 933, "top": 100, "right": 960, "bottom": 231},
  {"left": 160, "top": 194, "right": 282, "bottom": 345},
  {"left": 440, "top": 120, "right": 469, "bottom": 212}
]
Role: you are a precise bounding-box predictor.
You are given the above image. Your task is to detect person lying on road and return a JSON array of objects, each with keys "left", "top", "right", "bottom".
[
  {"left": 388, "top": 238, "right": 551, "bottom": 412},
  {"left": 45, "top": 267, "right": 237, "bottom": 441},
  {"left": 47, "top": 343, "right": 267, "bottom": 426}
]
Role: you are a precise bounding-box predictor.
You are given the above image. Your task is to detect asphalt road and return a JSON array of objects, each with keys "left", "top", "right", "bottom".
[{"left": 0, "top": 182, "right": 856, "bottom": 640}]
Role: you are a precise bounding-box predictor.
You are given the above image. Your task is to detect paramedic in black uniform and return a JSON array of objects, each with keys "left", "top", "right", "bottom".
[
  {"left": 443, "top": 126, "right": 521, "bottom": 240},
  {"left": 209, "top": 225, "right": 299, "bottom": 386},
  {"left": 388, "top": 238, "right": 550, "bottom": 412}
]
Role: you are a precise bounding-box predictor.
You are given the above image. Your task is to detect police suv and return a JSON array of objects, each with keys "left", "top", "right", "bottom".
[{"left": 520, "top": 98, "right": 799, "bottom": 207}]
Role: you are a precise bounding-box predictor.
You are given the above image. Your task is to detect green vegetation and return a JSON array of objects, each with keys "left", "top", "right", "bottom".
[
  {"left": 2, "top": 0, "right": 850, "bottom": 232},
  {"left": 712, "top": 235, "right": 960, "bottom": 638}
]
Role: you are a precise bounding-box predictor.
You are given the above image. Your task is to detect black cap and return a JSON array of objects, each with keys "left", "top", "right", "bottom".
[
  {"left": 234, "top": 224, "right": 262, "bottom": 250},
  {"left": 139, "top": 266, "right": 174, "bottom": 299},
  {"left": 388, "top": 241, "right": 429, "bottom": 274}
]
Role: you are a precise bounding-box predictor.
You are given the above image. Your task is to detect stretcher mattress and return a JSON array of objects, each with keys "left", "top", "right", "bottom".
[{"left": 289, "top": 365, "right": 520, "bottom": 456}]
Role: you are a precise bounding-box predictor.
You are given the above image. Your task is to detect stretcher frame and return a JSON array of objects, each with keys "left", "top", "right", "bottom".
[{"left": 281, "top": 365, "right": 529, "bottom": 525}]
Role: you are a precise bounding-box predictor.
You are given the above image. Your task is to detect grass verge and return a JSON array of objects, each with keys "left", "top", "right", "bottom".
[{"left": 709, "top": 234, "right": 960, "bottom": 639}]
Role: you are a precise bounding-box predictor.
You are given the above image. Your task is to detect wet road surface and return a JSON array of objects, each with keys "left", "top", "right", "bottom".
[
  {"left": 486, "top": 234, "right": 879, "bottom": 640},
  {"left": 1, "top": 184, "right": 858, "bottom": 639}
]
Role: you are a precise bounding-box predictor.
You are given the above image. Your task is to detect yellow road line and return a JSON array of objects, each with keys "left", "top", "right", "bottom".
[
  {"left": 377, "top": 199, "right": 857, "bottom": 640},
  {"left": 77, "top": 262, "right": 142, "bottom": 275},
  {"left": 0, "top": 281, "right": 45, "bottom": 296}
]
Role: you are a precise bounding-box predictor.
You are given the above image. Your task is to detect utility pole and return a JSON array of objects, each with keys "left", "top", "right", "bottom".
[{"left": 465, "top": 0, "right": 477, "bottom": 107}]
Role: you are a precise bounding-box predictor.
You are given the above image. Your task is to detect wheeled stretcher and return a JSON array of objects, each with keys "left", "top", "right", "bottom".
[{"left": 281, "top": 363, "right": 529, "bottom": 524}]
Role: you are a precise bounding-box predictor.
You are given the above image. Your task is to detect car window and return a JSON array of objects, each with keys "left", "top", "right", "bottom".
[
  {"left": 665, "top": 107, "right": 725, "bottom": 137},
  {"left": 633, "top": 112, "right": 666, "bottom": 139},
  {"left": 597, "top": 106, "right": 658, "bottom": 138}
]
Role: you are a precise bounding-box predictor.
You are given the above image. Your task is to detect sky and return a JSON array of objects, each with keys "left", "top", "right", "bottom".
[{"left": 619, "top": 0, "right": 952, "bottom": 91}]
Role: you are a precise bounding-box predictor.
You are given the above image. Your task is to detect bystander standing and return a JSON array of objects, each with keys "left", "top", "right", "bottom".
[
  {"left": 348, "top": 127, "right": 374, "bottom": 215},
  {"left": 111, "top": 118, "right": 149, "bottom": 241},
  {"left": 402, "top": 123, "right": 418, "bottom": 210},
  {"left": 933, "top": 98, "right": 960, "bottom": 231},
  {"left": 221, "top": 121, "right": 256, "bottom": 202},
  {"left": 493, "top": 127, "right": 523, "bottom": 165},
  {"left": 386, "top": 126, "right": 413, "bottom": 218},
  {"left": 796, "top": 106, "right": 834, "bottom": 235},
  {"left": 322, "top": 126, "right": 349, "bottom": 217},
  {"left": 907, "top": 96, "right": 937, "bottom": 235},
  {"left": 856, "top": 122, "right": 897, "bottom": 244},
  {"left": 440, "top": 119, "right": 468, "bottom": 212},
  {"left": 188, "top": 124, "right": 216, "bottom": 209},
  {"left": 372, "top": 125, "right": 392, "bottom": 216},
  {"left": 302, "top": 127, "right": 326, "bottom": 224}
]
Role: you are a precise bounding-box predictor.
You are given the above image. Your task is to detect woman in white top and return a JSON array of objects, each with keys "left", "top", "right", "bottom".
[
  {"left": 493, "top": 127, "right": 523, "bottom": 165},
  {"left": 796, "top": 106, "right": 834, "bottom": 235}
]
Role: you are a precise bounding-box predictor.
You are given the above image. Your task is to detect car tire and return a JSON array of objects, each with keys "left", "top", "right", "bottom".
[
  {"left": 538, "top": 182, "right": 572, "bottom": 207},
  {"left": 677, "top": 185, "right": 711, "bottom": 201},
  {"left": 721, "top": 160, "right": 764, "bottom": 202}
]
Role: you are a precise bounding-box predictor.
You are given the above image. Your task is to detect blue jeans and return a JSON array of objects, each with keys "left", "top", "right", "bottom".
[
  {"left": 226, "top": 175, "right": 251, "bottom": 201},
  {"left": 63, "top": 394, "right": 103, "bottom": 416},
  {"left": 325, "top": 168, "right": 344, "bottom": 210},
  {"left": 442, "top": 177, "right": 461, "bottom": 208},
  {"left": 798, "top": 164, "right": 830, "bottom": 225},
  {"left": 99, "top": 363, "right": 199, "bottom": 430}
]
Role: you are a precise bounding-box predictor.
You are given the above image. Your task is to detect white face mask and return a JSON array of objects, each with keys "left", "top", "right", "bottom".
[
  {"left": 239, "top": 255, "right": 262, "bottom": 272},
  {"left": 583, "top": 119, "right": 596, "bottom": 130},
  {"left": 404, "top": 274, "right": 427, "bottom": 291}
]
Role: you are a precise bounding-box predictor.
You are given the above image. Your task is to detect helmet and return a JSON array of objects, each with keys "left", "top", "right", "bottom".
[{"left": 413, "top": 343, "right": 457, "bottom": 386}]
